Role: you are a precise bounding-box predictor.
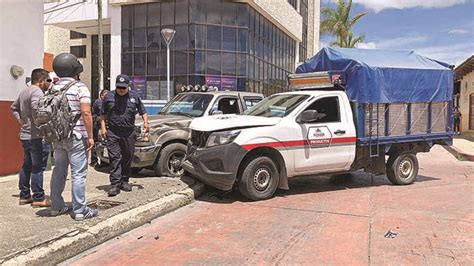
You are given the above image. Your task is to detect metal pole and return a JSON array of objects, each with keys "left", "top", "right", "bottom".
[
  {"left": 98, "top": 0, "right": 104, "bottom": 95},
  {"left": 166, "top": 43, "right": 170, "bottom": 102}
]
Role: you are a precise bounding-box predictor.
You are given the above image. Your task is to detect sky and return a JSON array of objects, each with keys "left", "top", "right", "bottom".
[{"left": 320, "top": 0, "right": 474, "bottom": 66}]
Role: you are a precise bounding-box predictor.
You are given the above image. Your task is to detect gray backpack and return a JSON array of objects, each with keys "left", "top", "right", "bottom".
[{"left": 36, "top": 81, "right": 81, "bottom": 143}]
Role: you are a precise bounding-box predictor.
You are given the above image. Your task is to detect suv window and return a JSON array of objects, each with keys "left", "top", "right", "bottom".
[
  {"left": 243, "top": 97, "right": 263, "bottom": 109},
  {"left": 211, "top": 97, "right": 240, "bottom": 114},
  {"left": 304, "top": 96, "right": 340, "bottom": 123}
]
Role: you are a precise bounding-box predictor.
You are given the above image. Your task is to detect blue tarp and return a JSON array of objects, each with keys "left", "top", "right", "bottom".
[{"left": 296, "top": 47, "right": 454, "bottom": 103}]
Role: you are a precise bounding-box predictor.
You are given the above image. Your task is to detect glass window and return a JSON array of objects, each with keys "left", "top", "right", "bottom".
[
  {"left": 147, "top": 52, "right": 160, "bottom": 75},
  {"left": 304, "top": 97, "right": 341, "bottom": 123},
  {"left": 146, "top": 76, "right": 160, "bottom": 100},
  {"left": 206, "top": 0, "right": 221, "bottom": 24},
  {"left": 159, "top": 93, "right": 213, "bottom": 117},
  {"left": 134, "top": 28, "right": 146, "bottom": 51},
  {"left": 173, "top": 75, "right": 187, "bottom": 96},
  {"left": 175, "top": 0, "right": 188, "bottom": 24},
  {"left": 222, "top": 27, "right": 236, "bottom": 51},
  {"left": 249, "top": 8, "right": 255, "bottom": 32},
  {"left": 207, "top": 25, "right": 221, "bottom": 50},
  {"left": 222, "top": 2, "right": 237, "bottom": 26},
  {"left": 122, "top": 53, "right": 133, "bottom": 75},
  {"left": 212, "top": 97, "right": 240, "bottom": 114},
  {"left": 134, "top": 4, "right": 147, "bottom": 28},
  {"left": 249, "top": 33, "right": 254, "bottom": 55},
  {"left": 147, "top": 3, "right": 160, "bottom": 26},
  {"left": 195, "top": 25, "right": 205, "bottom": 49},
  {"left": 237, "top": 4, "right": 249, "bottom": 27},
  {"left": 161, "top": 0, "right": 174, "bottom": 25},
  {"left": 121, "top": 30, "right": 132, "bottom": 52},
  {"left": 160, "top": 50, "right": 167, "bottom": 76},
  {"left": 174, "top": 51, "right": 187, "bottom": 74},
  {"left": 222, "top": 52, "right": 236, "bottom": 76},
  {"left": 174, "top": 25, "right": 189, "bottom": 50},
  {"left": 244, "top": 94, "right": 309, "bottom": 117},
  {"left": 195, "top": 51, "right": 205, "bottom": 74},
  {"left": 188, "top": 51, "right": 195, "bottom": 74},
  {"left": 238, "top": 53, "right": 246, "bottom": 76},
  {"left": 206, "top": 51, "right": 221, "bottom": 75},
  {"left": 134, "top": 53, "right": 146, "bottom": 75},
  {"left": 122, "top": 5, "right": 133, "bottom": 29},
  {"left": 238, "top": 28, "right": 247, "bottom": 52},
  {"left": 147, "top": 27, "right": 160, "bottom": 50},
  {"left": 190, "top": 0, "right": 205, "bottom": 23}
]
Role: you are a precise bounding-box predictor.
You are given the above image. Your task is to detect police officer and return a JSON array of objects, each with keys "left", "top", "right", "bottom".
[{"left": 100, "top": 75, "right": 148, "bottom": 196}]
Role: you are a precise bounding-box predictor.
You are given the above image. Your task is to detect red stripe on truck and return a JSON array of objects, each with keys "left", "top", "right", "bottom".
[{"left": 241, "top": 137, "right": 356, "bottom": 151}]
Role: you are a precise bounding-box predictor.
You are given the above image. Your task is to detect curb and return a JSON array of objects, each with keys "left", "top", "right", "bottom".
[
  {"left": 2, "top": 182, "right": 205, "bottom": 265},
  {"left": 442, "top": 145, "right": 474, "bottom": 162}
]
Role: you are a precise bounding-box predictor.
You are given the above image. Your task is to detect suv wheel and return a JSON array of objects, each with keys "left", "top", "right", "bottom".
[
  {"left": 154, "top": 143, "right": 187, "bottom": 177},
  {"left": 238, "top": 156, "right": 279, "bottom": 201}
]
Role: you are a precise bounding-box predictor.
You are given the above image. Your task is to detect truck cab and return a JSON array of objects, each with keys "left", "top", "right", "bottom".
[{"left": 97, "top": 90, "right": 263, "bottom": 177}]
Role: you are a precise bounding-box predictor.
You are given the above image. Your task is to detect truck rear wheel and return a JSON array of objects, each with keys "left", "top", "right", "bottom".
[
  {"left": 386, "top": 152, "right": 418, "bottom": 185},
  {"left": 154, "top": 143, "right": 186, "bottom": 177},
  {"left": 238, "top": 156, "right": 279, "bottom": 201}
]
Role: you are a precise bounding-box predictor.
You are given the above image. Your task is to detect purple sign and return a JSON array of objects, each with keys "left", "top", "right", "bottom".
[
  {"left": 205, "top": 75, "right": 221, "bottom": 90},
  {"left": 221, "top": 77, "right": 237, "bottom": 91},
  {"left": 132, "top": 76, "right": 147, "bottom": 99}
]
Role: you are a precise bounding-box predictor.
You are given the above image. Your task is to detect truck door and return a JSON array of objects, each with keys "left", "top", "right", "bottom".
[{"left": 293, "top": 95, "right": 356, "bottom": 173}]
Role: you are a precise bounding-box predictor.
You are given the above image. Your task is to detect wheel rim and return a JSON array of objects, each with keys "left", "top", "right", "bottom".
[
  {"left": 398, "top": 157, "right": 414, "bottom": 179},
  {"left": 253, "top": 167, "right": 271, "bottom": 191},
  {"left": 167, "top": 150, "right": 185, "bottom": 175}
]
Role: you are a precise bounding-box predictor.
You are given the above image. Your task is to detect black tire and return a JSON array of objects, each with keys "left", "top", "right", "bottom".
[
  {"left": 131, "top": 167, "right": 141, "bottom": 175},
  {"left": 386, "top": 152, "right": 418, "bottom": 185},
  {"left": 238, "top": 156, "right": 279, "bottom": 201},
  {"left": 154, "top": 143, "right": 187, "bottom": 177}
]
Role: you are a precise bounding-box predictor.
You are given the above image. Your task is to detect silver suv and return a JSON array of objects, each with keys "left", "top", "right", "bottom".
[{"left": 96, "top": 91, "right": 263, "bottom": 177}]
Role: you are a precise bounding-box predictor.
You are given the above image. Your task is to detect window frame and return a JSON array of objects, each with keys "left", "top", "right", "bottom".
[{"left": 298, "top": 95, "right": 342, "bottom": 124}]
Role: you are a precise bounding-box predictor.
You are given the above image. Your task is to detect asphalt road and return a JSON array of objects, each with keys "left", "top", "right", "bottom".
[{"left": 66, "top": 146, "right": 473, "bottom": 265}]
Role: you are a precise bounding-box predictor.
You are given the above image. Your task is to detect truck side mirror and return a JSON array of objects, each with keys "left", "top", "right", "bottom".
[{"left": 298, "top": 110, "right": 320, "bottom": 123}]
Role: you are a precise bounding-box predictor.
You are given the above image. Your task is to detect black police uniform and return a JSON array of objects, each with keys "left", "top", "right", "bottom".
[{"left": 101, "top": 86, "right": 146, "bottom": 189}]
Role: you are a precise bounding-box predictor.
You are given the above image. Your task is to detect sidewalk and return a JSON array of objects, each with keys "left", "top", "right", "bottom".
[
  {"left": 0, "top": 167, "right": 204, "bottom": 264},
  {"left": 443, "top": 134, "right": 474, "bottom": 161}
]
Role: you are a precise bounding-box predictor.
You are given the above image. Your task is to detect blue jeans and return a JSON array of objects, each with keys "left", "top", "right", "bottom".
[
  {"left": 51, "top": 136, "right": 88, "bottom": 214},
  {"left": 19, "top": 139, "right": 45, "bottom": 201}
]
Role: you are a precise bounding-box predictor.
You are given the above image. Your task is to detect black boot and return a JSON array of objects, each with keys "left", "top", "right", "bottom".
[{"left": 108, "top": 186, "right": 121, "bottom": 197}]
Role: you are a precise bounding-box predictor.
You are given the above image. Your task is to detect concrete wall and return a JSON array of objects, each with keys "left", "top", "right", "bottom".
[
  {"left": 44, "top": 25, "right": 93, "bottom": 90},
  {"left": 307, "top": 0, "right": 320, "bottom": 57},
  {"left": 0, "top": 0, "right": 44, "bottom": 175},
  {"left": 459, "top": 71, "right": 474, "bottom": 133}
]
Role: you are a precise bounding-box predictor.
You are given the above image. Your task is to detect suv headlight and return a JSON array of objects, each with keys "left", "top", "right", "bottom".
[{"left": 206, "top": 130, "right": 241, "bottom": 147}]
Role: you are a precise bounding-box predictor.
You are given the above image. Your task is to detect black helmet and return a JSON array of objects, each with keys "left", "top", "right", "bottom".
[{"left": 52, "top": 53, "right": 83, "bottom": 78}]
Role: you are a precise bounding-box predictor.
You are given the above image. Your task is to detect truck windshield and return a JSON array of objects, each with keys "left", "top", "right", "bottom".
[
  {"left": 159, "top": 93, "right": 213, "bottom": 117},
  {"left": 244, "top": 94, "right": 310, "bottom": 117}
]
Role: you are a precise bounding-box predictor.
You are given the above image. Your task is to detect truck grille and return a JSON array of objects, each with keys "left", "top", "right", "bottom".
[{"left": 190, "top": 130, "right": 210, "bottom": 147}]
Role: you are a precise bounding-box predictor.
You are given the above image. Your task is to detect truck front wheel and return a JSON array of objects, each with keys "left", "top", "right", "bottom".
[
  {"left": 154, "top": 143, "right": 187, "bottom": 177},
  {"left": 386, "top": 152, "right": 418, "bottom": 185},
  {"left": 238, "top": 156, "right": 279, "bottom": 201}
]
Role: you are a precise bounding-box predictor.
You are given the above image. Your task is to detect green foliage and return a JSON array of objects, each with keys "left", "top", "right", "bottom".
[{"left": 320, "top": 0, "right": 368, "bottom": 48}]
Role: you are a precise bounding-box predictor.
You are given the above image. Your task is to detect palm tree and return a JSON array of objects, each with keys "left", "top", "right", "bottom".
[{"left": 320, "top": 0, "right": 368, "bottom": 48}]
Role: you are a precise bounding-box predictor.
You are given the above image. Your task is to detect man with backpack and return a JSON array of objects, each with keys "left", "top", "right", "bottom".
[
  {"left": 44, "top": 53, "right": 98, "bottom": 220},
  {"left": 11, "top": 68, "right": 52, "bottom": 207}
]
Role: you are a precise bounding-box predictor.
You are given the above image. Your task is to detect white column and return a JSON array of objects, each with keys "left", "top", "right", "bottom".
[{"left": 109, "top": 4, "right": 121, "bottom": 90}]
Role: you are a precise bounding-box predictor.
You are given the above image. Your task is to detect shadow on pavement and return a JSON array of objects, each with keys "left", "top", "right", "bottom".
[{"left": 197, "top": 173, "right": 440, "bottom": 204}]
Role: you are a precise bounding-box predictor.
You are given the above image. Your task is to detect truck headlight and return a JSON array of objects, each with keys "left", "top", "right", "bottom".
[{"left": 206, "top": 130, "right": 241, "bottom": 147}]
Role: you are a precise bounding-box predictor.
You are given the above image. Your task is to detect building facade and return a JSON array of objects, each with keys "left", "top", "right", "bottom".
[
  {"left": 0, "top": 0, "right": 45, "bottom": 175},
  {"left": 45, "top": 0, "right": 320, "bottom": 102},
  {"left": 454, "top": 55, "right": 474, "bottom": 135}
]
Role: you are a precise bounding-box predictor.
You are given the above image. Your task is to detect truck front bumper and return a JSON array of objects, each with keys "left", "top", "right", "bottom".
[
  {"left": 182, "top": 143, "right": 247, "bottom": 191},
  {"left": 96, "top": 141, "right": 160, "bottom": 168}
]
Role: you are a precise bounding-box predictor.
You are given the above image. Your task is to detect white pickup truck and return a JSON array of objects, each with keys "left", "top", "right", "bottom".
[{"left": 182, "top": 70, "right": 453, "bottom": 200}]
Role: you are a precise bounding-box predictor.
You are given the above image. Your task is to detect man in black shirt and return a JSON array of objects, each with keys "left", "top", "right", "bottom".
[
  {"left": 90, "top": 89, "right": 108, "bottom": 167},
  {"left": 100, "top": 75, "right": 148, "bottom": 196}
]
